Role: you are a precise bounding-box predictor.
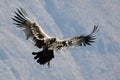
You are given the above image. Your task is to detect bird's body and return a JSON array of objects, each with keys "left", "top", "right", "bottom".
[{"left": 12, "top": 8, "right": 99, "bottom": 67}]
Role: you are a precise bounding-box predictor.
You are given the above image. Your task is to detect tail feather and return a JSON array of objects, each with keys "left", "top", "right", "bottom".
[{"left": 32, "top": 50, "right": 54, "bottom": 67}]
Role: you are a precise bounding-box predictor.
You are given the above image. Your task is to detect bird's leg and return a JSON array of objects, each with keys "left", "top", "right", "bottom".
[{"left": 47, "top": 61, "right": 50, "bottom": 68}]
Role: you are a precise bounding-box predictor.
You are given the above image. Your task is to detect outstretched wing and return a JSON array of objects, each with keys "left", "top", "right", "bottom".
[
  {"left": 12, "top": 7, "right": 50, "bottom": 48},
  {"left": 65, "top": 25, "right": 99, "bottom": 47},
  {"left": 54, "top": 25, "right": 99, "bottom": 50}
]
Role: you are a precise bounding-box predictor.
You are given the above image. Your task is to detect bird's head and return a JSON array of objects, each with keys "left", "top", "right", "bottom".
[{"left": 51, "top": 38, "right": 56, "bottom": 41}]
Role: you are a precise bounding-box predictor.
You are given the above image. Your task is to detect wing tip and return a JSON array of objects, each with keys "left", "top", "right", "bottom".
[
  {"left": 12, "top": 7, "right": 28, "bottom": 25},
  {"left": 80, "top": 25, "right": 99, "bottom": 46}
]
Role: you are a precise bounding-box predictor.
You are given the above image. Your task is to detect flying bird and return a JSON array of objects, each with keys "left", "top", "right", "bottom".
[{"left": 12, "top": 8, "right": 99, "bottom": 67}]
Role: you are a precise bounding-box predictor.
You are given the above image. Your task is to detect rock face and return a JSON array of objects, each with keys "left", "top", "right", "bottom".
[{"left": 0, "top": 0, "right": 120, "bottom": 80}]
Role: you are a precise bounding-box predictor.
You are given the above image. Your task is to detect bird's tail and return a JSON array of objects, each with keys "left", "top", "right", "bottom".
[{"left": 32, "top": 50, "right": 54, "bottom": 67}]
